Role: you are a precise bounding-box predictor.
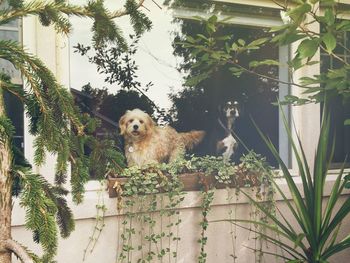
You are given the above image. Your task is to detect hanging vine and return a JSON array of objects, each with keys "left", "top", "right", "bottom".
[
  {"left": 83, "top": 183, "right": 107, "bottom": 261},
  {"left": 116, "top": 164, "right": 185, "bottom": 263},
  {"left": 107, "top": 153, "right": 276, "bottom": 263}
]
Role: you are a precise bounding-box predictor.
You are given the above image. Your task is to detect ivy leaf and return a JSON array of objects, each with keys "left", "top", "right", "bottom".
[
  {"left": 297, "top": 39, "right": 319, "bottom": 59},
  {"left": 323, "top": 32, "right": 337, "bottom": 54},
  {"left": 345, "top": 119, "right": 350, "bottom": 126}
]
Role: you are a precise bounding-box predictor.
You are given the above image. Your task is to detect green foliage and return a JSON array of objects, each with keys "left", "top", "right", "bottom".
[
  {"left": 115, "top": 154, "right": 275, "bottom": 262},
  {"left": 117, "top": 164, "right": 185, "bottom": 262},
  {"left": 74, "top": 35, "right": 169, "bottom": 122},
  {"left": 0, "top": 0, "right": 151, "bottom": 261},
  {"left": 178, "top": 4, "right": 350, "bottom": 124},
  {"left": 270, "top": 2, "right": 350, "bottom": 109},
  {"left": 75, "top": 84, "right": 156, "bottom": 129},
  {"left": 85, "top": 0, "right": 126, "bottom": 48},
  {"left": 198, "top": 190, "right": 214, "bottom": 263},
  {"left": 176, "top": 14, "right": 272, "bottom": 87},
  {"left": 226, "top": 106, "right": 350, "bottom": 262},
  {"left": 83, "top": 185, "right": 107, "bottom": 261},
  {"left": 0, "top": 115, "right": 14, "bottom": 143},
  {"left": 125, "top": 0, "right": 152, "bottom": 36},
  {"left": 17, "top": 168, "right": 74, "bottom": 262},
  {"left": 0, "top": 0, "right": 152, "bottom": 47}
]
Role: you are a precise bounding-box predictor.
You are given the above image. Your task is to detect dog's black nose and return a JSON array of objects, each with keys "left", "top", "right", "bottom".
[{"left": 133, "top": 124, "right": 139, "bottom": 130}]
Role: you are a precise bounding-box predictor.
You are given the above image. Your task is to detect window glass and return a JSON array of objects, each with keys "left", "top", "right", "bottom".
[
  {"left": 0, "top": 2, "right": 24, "bottom": 152},
  {"left": 69, "top": 0, "right": 288, "bottom": 171},
  {"left": 3, "top": 90, "right": 24, "bottom": 151},
  {"left": 0, "top": 27, "right": 22, "bottom": 82},
  {"left": 320, "top": 29, "right": 350, "bottom": 167}
]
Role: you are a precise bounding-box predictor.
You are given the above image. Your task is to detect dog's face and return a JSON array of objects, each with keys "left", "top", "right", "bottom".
[
  {"left": 119, "top": 109, "right": 155, "bottom": 140},
  {"left": 224, "top": 101, "right": 240, "bottom": 118}
]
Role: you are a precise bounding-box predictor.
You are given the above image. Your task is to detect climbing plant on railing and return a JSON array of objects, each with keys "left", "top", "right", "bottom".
[
  {"left": 109, "top": 152, "right": 276, "bottom": 263},
  {"left": 116, "top": 164, "right": 185, "bottom": 263},
  {"left": 83, "top": 183, "right": 107, "bottom": 261}
]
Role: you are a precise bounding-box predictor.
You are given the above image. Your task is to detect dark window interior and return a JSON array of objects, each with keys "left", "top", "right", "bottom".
[
  {"left": 321, "top": 29, "right": 350, "bottom": 167},
  {"left": 171, "top": 23, "right": 280, "bottom": 167},
  {"left": 4, "top": 90, "right": 24, "bottom": 151}
]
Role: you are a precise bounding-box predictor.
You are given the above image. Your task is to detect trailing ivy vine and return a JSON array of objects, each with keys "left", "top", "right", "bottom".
[
  {"left": 83, "top": 183, "right": 107, "bottom": 261},
  {"left": 116, "top": 164, "right": 185, "bottom": 263},
  {"left": 108, "top": 153, "right": 276, "bottom": 263}
]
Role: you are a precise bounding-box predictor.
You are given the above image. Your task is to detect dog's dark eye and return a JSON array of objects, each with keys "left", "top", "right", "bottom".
[
  {"left": 140, "top": 120, "right": 144, "bottom": 124},
  {"left": 129, "top": 119, "right": 134, "bottom": 123}
]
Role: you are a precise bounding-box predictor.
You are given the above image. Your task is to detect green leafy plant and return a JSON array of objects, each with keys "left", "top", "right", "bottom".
[
  {"left": 0, "top": 1, "right": 151, "bottom": 262},
  {"left": 83, "top": 183, "right": 107, "bottom": 261},
  {"left": 197, "top": 189, "right": 214, "bottom": 263},
  {"left": 176, "top": 1, "right": 350, "bottom": 124},
  {"left": 116, "top": 164, "right": 185, "bottom": 263},
  {"left": 224, "top": 106, "right": 350, "bottom": 262},
  {"left": 113, "top": 154, "right": 275, "bottom": 263}
]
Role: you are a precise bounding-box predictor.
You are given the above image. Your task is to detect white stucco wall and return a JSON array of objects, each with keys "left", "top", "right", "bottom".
[{"left": 12, "top": 178, "right": 350, "bottom": 263}]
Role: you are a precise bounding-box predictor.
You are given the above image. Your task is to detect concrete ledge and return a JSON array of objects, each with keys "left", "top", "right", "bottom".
[{"left": 12, "top": 173, "right": 350, "bottom": 226}]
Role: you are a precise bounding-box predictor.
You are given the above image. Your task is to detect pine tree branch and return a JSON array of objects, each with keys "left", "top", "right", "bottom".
[
  {"left": 0, "top": 0, "right": 148, "bottom": 25},
  {"left": 110, "top": 0, "right": 146, "bottom": 18},
  {"left": 2, "top": 239, "right": 34, "bottom": 263}
]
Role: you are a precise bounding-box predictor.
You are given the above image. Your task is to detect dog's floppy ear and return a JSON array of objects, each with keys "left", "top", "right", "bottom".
[
  {"left": 145, "top": 113, "right": 155, "bottom": 130},
  {"left": 119, "top": 113, "right": 128, "bottom": 135}
]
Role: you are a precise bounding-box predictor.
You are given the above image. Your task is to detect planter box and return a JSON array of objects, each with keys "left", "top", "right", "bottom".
[{"left": 108, "top": 172, "right": 261, "bottom": 198}]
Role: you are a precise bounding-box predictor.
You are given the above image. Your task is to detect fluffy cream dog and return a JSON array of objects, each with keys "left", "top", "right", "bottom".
[{"left": 119, "top": 109, "right": 205, "bottom": 167}]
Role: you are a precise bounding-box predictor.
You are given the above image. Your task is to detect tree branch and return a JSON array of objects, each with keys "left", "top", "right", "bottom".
[
  {"left": 110, "top": 0, "right": 146, "bottom": 18},
  {"left": 3, "top": 239, "right": 34, "bottom": 263}
]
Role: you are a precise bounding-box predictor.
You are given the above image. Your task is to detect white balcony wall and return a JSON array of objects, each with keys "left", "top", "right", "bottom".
[{"left": 12, "top": 179, "right": 350, "bottom": 263}]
